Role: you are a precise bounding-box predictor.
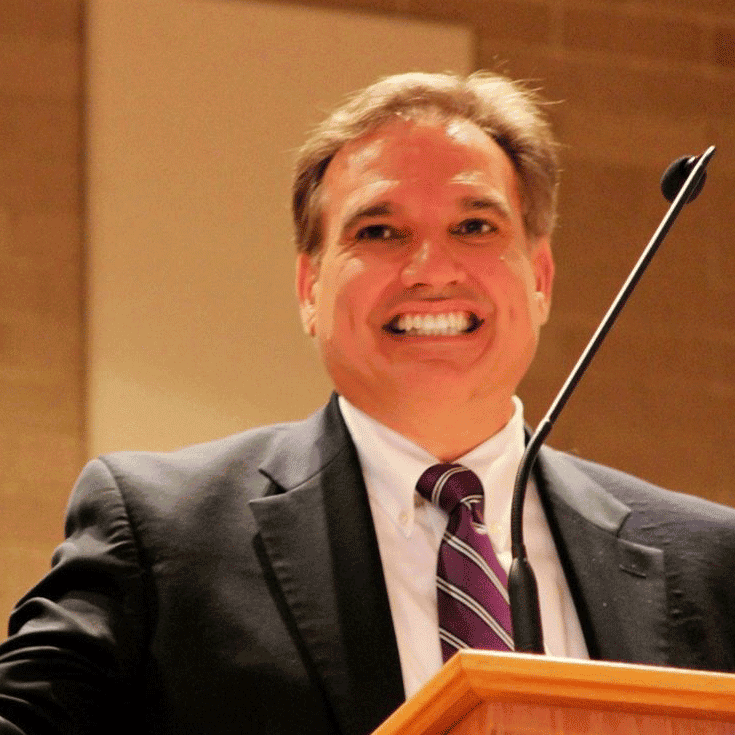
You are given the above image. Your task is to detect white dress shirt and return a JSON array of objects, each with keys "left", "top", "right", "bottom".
[{"left": 338, "top": 395, "right": 588, "bottom": 698}]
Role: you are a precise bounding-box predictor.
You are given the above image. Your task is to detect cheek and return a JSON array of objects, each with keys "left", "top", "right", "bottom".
[
  {"left": 334, "top": 257, "right": 369, "bottom": 295},
  {"left": 489, "top": 253, "right": 537, "bottom": 312},
  {"left": 317, "top": 257, "right": 375, "bottom": 333}
]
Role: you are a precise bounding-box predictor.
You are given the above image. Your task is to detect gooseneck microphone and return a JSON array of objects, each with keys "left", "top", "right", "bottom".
[
  {"left": 508, "top": 146, "right": 717, "bottom": 654},
  {"left": 661, "top": 155, "right": 708, "bottom": 203}
]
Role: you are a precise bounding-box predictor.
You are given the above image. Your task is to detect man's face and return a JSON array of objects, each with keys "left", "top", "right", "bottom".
[{"left": 297, "top": 117, "right": 554, "bottom": 419}]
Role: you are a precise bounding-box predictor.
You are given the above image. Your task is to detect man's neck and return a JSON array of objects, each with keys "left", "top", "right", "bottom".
[{"left": 342, "top": 392, "right": 516, "bottom": 462}]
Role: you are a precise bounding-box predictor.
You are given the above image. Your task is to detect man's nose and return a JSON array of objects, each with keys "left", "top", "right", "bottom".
[{"left": 400, "top": 237, "right": 466, "bottom": 288}]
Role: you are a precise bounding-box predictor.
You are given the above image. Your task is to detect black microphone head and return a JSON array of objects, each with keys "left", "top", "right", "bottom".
[{"left": 660, "top": 155, "right": 706, "bottom": 203}]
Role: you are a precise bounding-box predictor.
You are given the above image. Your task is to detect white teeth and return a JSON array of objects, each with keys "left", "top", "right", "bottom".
[{"left": 395, "top": 312, "right": 472, "bottom": 336}]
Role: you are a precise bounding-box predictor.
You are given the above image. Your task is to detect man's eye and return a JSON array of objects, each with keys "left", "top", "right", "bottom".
[
  {"left": 355, "top": 224, "right": 402, "bottom": 241},
  {"left": 452, "top": 219, "right": 497, "bottom": 237}
]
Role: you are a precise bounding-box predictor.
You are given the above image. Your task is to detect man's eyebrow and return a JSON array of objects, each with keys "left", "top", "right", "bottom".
[
  {"left": 459, "top": 195, "right": 511, "bottom": 220},
  {"left": 339, "top": 194, "right": 511, "bottom": 234},
  {"left": 342, "top": 201, "right": 395, "bottom": 232}
]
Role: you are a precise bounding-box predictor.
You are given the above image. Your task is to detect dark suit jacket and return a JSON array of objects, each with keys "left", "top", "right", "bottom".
[{"left": 1, "top": 395, "right": 735, "bottom": 735}]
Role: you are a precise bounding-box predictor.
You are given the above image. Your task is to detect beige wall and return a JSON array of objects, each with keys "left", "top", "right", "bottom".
[
  {"left": 85, "top": 0, "right": 472, "bottom": 455},
  {"left": 2, "top": 0, "right": 735, "bottom": 631}
]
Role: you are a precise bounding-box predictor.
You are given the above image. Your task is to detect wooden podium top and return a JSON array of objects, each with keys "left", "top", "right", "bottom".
[{"left": 373, "top": 651, "right": 735, "bottom": 735}]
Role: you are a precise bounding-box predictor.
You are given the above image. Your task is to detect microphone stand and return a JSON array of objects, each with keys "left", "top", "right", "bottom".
[{"left": 508, "top": 145, "right": 717, "bottom": 654}]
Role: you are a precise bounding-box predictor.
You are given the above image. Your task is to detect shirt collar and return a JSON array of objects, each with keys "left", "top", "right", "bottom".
[{"left": 338, "top": 395, "right": 526, "bottom": 547}]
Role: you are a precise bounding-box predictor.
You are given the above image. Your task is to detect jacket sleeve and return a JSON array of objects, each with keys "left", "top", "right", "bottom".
[{"left": 0, "top": 459, "right": 152, "bottom": 735}]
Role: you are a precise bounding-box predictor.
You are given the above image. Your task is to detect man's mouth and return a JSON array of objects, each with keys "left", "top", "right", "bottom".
[{"left": 383, "top": 311, "right": 484, "bottom": 336}]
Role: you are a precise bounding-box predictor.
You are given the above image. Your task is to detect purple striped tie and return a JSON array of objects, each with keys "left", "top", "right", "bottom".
[{"left": 417, "top": 463, "right": 514, "bottom": 661}]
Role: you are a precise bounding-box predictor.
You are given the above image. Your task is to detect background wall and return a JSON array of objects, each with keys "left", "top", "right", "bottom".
[
  {"left": 1, "top": 0, "right": 734, "bottom": 630},
  {"left": 85, "top": 0, "right": 472, "bottom": 456}
]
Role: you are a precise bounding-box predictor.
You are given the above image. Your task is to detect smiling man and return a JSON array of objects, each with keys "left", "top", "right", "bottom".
[
  {"left": 1, "top": 71, "right": 734, "bottom": 735},
  {"left": 296, "top": 114, "right": 553, "bottom": 461}
]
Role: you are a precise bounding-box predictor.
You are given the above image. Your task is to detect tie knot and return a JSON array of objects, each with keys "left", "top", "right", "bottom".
[{"left": 416, "top": 463, "right": 484, "bottom": 516}]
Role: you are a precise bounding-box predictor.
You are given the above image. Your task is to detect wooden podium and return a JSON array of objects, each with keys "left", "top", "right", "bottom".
[{"left": 373, "top": 651, "right": 735, "bottom": 734}]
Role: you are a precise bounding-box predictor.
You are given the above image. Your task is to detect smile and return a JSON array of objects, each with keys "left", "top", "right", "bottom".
[{"left": 384, "top": 311, "right": 483, "bottom": 336}]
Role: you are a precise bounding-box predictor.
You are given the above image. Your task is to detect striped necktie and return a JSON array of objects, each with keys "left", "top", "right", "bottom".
[{"left": 416, "top": 463, "right": 514, "bottom": 661}]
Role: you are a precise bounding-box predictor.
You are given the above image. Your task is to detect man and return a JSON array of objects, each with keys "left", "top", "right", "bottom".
[{"left": 1, "top": 71, "right": 734, "bottom": 735}]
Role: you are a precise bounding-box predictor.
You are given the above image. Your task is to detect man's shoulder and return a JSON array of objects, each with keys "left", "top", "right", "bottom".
[
  {"left": 542, "top": 444, "right": 735, "bottom": 533},
  {"left": 76, "top": 399, "right": 348, "bottom": 511},
  {"left": 98, "top": 419, "right": 298, "bottom": 485}
]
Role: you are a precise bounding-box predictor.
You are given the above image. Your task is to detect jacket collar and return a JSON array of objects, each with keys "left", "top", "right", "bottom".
[
  {"left": 250, "top": 396, "right": 671, "bottom": 732},
  {"left": 250, "top": 395, "right": 405, "bottom": 735},
  {"left": 535, "top": 445, "right": 669, "bottom": 666}
]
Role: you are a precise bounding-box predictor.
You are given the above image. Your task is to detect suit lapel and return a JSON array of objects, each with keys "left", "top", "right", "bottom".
[
  {"left": 249, "top": 396, "right": 404, "bottom": 735},
  {"left": 535, "top": 446, "right": 669, "bottom": 666},
  {"left": 247, "top": 398, "right": 674, "bottom": 729}
]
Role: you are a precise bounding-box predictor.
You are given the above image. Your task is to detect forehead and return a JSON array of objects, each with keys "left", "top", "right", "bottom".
[{"left": 321, "top": 117, "right": 520, "bottom": 213}]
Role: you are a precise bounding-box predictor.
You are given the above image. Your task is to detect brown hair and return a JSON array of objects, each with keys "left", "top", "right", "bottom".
[{"left": 292, "top": 71, "right": 560, "bottom": 256}]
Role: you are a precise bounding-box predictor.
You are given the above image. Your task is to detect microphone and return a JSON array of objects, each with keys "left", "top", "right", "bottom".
[
  {"left": 661, "top": 156, "right": 707, "bottom": 203},
  {"left": 508, "top": 146, "right": 717, "bottom": 654}
]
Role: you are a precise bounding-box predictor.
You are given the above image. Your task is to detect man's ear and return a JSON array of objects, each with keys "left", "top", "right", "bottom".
[
  {"left": 531, "top": 237, "right": 554, "bottom": 325},
  {"left": 296, "top": 252, "right": 319, "bottom": 337}
]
